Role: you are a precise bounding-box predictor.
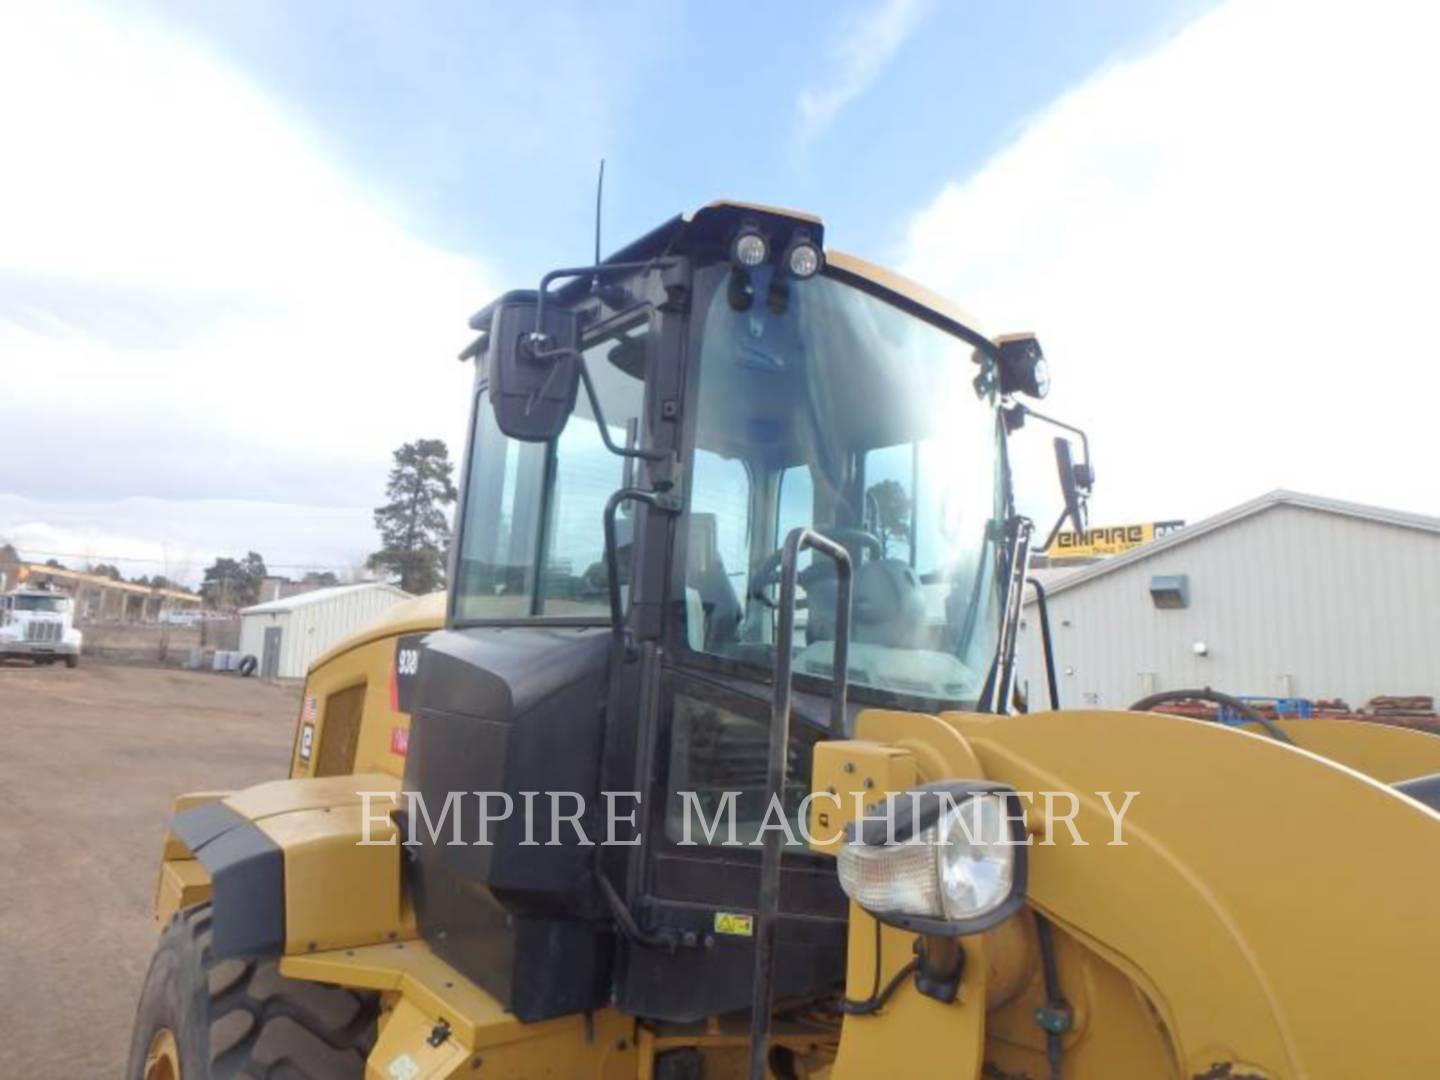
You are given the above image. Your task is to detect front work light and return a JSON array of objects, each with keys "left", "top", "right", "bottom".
[
  {"left": 732, "top": 227, "right": 769, "bottom": 268},
  {"left": 784, "top": 234, "right": 823, "bottom": 279},
  {"left": 836, "top": 782, "right": 1028, "bottom": 936},
  {"left": 995, "top": 333, "right": 1050, "bottom": 399}
]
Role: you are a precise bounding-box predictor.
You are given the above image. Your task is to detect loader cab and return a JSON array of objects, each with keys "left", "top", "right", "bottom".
[{"left": 406, "top": 203, "right": 1054, "bottom": 1025}]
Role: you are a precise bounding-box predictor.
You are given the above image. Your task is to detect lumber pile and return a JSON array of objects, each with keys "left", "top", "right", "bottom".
[
  {"left": 1145, "top": 694, "right": 1440, "bottom": 735},
  {"left": 1364, "top": 695, "right": 1435, "bottom": 717},
  {"left": 1359, "top": 695, "right": 1439, "bottom": 733}
]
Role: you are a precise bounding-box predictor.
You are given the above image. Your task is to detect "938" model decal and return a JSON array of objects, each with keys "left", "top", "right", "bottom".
[{"left": 391, "top": 633, "right": 426, "bottom": 715}]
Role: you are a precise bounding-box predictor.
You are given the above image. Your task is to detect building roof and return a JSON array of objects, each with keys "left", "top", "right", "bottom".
[
  {"left": 1032, "top": 489, "right": 1440, "bottom": 601},
  {"left": 239, "top": 582, "right": 408, "bottom": 615},
  {"left": 18, "top": 563, "right": 200, "bottom": 604},
  {"left": 1027, "top": 564, "right": 1086, "bottom": 592}
]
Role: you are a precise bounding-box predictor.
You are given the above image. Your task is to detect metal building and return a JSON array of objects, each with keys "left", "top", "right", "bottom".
[
  {"left": 1018, "top": 490, "right": 1440, "bottom": 712},
  {"left": 238, "top": 583, "right": 410, "bottom": 679}
]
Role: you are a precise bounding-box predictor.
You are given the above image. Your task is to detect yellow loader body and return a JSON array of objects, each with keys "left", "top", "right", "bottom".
[{"left": 152, "top": 599, "right": 1440, "bottom": 1079}]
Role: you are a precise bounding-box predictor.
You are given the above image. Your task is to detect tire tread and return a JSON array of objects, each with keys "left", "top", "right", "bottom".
[{"left": 128, "top": 904, "right": 377, "bottom": 1079}]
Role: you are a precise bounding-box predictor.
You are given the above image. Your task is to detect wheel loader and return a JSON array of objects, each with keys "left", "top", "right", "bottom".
[{"left": 129, "top": 201, "right": 1440, "bottom": 1080}]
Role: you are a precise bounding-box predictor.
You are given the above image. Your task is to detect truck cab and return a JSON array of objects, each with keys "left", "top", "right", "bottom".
[{"left": 0, "top": 586, "right": 82, "bottom": 667}]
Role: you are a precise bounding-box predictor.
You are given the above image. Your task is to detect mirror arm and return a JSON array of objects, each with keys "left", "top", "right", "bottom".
[
  {"left": 1017, "top": 404, "right": 1091, "bottom": 469},
  {"left": 578, "top": 356, "right": 669, "bottom": 462},
  {"left": 1018, "top": 404, "right": 1093, "bottom": 536},
  {"left": 1041, "top": 507, "right": 1070, "bottom": 553},
  {"left": 531, "top": 259, "right": 675, "bottom": 354}
]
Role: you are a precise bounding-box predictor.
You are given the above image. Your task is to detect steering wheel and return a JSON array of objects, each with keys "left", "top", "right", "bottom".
[
  {"left": 748, "top": 526, "right": 884, "bottom": 605},
  {"left": 1129, "top": 688, "right": 1293, "bottom": 744}
]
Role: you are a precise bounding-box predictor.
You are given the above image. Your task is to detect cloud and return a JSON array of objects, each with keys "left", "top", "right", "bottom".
[
  {"left": 0, "top": 495, "right": 373, "bottom": 587},
  {"left": 901, "top": 0, "right": 1440, "bottom": 524},
  {"left": 796, "top": 0, "right": 933, "bottom": 142},
  {"left": 0, "top": 3, "right": 496, "bottom": 565}
]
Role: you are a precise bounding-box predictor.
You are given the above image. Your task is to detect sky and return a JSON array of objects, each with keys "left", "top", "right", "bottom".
[{"left": 2, "top": 0, "right": 1437, "bottom": 585}]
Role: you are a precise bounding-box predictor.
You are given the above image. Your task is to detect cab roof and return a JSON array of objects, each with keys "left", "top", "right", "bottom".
[{"left": 470, "top": 200, "right": 988, "bottom": 341}]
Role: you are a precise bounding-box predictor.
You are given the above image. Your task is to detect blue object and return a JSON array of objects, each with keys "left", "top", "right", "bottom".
[{"left": 1217, "top": 696, "right": 1313, "bottom": 725}]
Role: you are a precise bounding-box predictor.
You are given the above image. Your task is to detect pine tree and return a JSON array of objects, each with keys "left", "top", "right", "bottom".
[{"left": 368, "top": 439, "right": 458, "bottom": 594}]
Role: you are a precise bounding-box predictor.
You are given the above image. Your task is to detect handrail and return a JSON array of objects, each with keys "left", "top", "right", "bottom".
[
  {"left": 601, "top": 487, "right": 679, "bottom": 658},
  {"left": 1029, "top": 576, "right": 1060, "bottom": 710},
  {"left": 748, "top": 527, "right": 853, "bottom": 1080}
]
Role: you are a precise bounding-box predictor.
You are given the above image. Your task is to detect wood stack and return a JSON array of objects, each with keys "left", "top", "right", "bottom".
[
  {"left": 1365, "top": 695, "right": 1435, "bottom": 717},
  {"left": 1145, "top": 694, "right": 1440, "bottom": 736},
  {"left": 1361, "top": 696, "right": 1439, "bottom": 733}
]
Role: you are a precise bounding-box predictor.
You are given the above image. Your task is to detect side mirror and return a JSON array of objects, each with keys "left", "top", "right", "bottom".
[
  {"left": 1054, "top": 437, "right": 1092, "bottom": 532},
  {"left": 995, "top": 333, "right": 1050, "bottom": 399},
  {"left": 480, "top": 291, "right": 582, "bottom": 442}
]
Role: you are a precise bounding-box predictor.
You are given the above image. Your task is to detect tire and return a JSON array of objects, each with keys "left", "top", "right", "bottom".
[
  {"left": 238, "top": 655, "right": 259, "bottom": 678},
  {"left": 64, "top": 654, "right": 79, "bottom": 669},
  {"left": 126, "top": 905, "right": 378, "bottom": 1079}
]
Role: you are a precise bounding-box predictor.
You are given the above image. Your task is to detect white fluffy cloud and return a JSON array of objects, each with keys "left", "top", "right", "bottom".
[
  {"left": 903, "top": 0, "right": 1440, "bottom": 524},
  {"left": 0, "top": 3, "right": 495, "bottom": 576}
]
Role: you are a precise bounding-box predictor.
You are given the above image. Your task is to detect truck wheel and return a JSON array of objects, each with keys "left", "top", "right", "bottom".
[
  {"left": 64, "top": 655, "right": 79, "bottom": 669},
  {"left": 126, "top": 905, "right": 378, "bottom": 1079},
  {"left": 238, "top": 655, "right": 258, "bottom": 678}
]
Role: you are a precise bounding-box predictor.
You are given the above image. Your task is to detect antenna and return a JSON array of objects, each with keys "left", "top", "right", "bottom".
[
  {"left": 590, "top": 159, "right": 631, "bottom": 310},
  {"left": 594, "top": 158, "right": 606, "bottom": 265}
]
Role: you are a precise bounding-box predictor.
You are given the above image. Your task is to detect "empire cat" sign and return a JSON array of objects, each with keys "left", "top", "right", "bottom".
[{"left": 1047, "top": 520, "right": 1185, "bottom": 559}]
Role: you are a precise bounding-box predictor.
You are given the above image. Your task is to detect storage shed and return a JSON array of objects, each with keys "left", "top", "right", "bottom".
[
  {"left": 238, "top": 583, "right": 410, "bottom": 679},
  {"left": 1018, "top": 490, "right": 1440, "bottom": 712}
]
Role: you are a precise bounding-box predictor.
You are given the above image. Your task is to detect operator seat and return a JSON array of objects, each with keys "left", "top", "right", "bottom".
[{"left": 805, "top": 557, "right": 926, "bottom": 648}]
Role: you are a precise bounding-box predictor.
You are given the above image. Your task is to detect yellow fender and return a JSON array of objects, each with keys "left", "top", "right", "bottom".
[{"left": 943, "top": 708, "right": 1440, "bottom": 1077}]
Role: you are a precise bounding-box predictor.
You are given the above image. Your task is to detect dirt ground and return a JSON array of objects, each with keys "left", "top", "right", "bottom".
[{"left": 0, "top": 661, "right": 298, "bottom": 1077}]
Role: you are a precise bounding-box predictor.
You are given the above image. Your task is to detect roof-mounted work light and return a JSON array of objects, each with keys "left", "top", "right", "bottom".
[{"left": 731, "top": 225, "right": 769, "bottom": 268}]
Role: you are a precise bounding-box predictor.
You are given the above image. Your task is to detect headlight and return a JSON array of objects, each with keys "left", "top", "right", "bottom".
[{"left": 836, "top": 783, "right": 1027, "bottom": 936}]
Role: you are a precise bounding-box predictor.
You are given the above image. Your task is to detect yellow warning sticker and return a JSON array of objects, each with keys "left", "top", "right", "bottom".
[{"left": 714, "top": 911, "right": 754, "bottom": 937}]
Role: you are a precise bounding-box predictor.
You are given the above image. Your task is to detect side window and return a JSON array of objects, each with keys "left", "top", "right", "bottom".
[
  {"left": 455, "top": 408, "right": 546, "bottom": 619},
  {"left": 455, "top": 321, "right": 646, "bottom": 620},
  {"left": 539, "top": 413, "right": 634, "bottom": 616}
]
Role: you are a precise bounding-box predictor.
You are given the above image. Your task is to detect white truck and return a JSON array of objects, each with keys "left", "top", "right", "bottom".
[{"left": 0, "top": 587, "right": 82, "bottom": 667}]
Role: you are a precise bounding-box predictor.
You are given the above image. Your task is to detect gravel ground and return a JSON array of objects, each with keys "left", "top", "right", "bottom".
[{"left": 0, "top": 661, "right": 298, "bottom": 1077}]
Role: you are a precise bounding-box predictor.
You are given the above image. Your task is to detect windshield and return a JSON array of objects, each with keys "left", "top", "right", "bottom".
[
  {"left": 683, "top": 266, "right": 1006, "bottom": 706},
  {"left": 13, "top": 594, "right": 69, "bottom": 613}
]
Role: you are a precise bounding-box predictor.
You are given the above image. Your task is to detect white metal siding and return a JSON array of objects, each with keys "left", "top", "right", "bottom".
[
  {"left": 238, "top": 610, "right": 287, "bottom": 661},
  {"left": 279, "top": 587, "right": 408, "bottom": 678},
  {"left": 239, "top": 586, "right": 408, "bottom": 678},
  {"left": 1019, "top": 505, "right": 1440, "bottom": 711}
]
